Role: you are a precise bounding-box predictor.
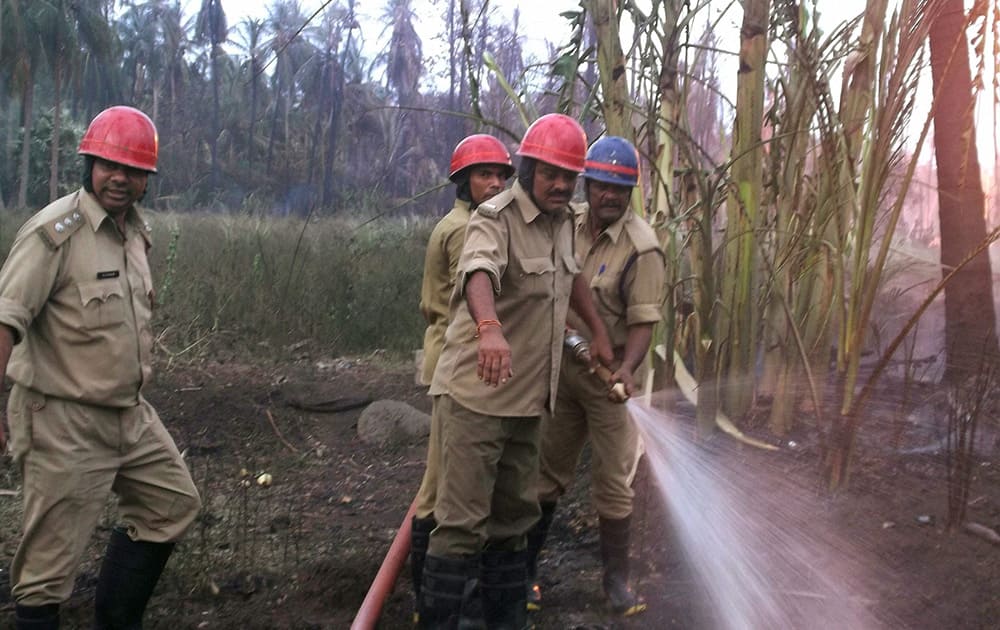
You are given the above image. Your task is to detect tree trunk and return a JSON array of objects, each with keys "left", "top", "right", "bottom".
[
  {"left": 210, "top": 42, "right": 221, "bottom": 193},
  {"left": 0, "top": 2, "right": 5, "bottom": 210},
  {"left": 248, "top": 51, "right": 259, "bottom": 180},
  {"left": 17, "top": 78, "right": 35, "bottom": 209},
  {"left": 928, "top": 0, "right": 999, "bottom": 380},
  {"left": 49, "top": 53, "right": 63, "bottom": 203}
]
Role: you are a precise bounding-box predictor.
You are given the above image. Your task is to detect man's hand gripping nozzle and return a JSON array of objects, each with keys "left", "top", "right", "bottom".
[{"left": 564, "top": 330, "right": 629, "bottom": 403}]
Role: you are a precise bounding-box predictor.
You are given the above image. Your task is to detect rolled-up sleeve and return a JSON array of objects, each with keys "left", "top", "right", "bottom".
[
  {"left": 0, "top": 229, "right": 61, "bottom": 343},
  {"left": 455, "top": 211, "right": 508, "bottom": 297},
  {"left": 625, "top": 250, "right": 666, "bottom": 326}
]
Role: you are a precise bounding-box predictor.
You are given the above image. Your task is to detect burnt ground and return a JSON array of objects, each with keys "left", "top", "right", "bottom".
[{"left": 0, "top": 352, "right": 998, "bottom": 629}]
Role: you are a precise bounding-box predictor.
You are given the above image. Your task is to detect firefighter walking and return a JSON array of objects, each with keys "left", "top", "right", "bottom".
[{"left": 0, "top": 106, "right": 201, "bottom": 629}]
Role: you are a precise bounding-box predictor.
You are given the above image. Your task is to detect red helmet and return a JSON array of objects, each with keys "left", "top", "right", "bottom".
[
  {"left": 449, "top": 134, "right": 514, "bottom": 182},
  {"left": 78, "top": 106, "right": 159, "bottom": 173},
  {"left": 516, "top": 113, "right": 587, "bottom": 173}
]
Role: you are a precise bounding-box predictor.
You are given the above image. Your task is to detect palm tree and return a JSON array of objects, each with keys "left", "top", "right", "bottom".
[
  {"left": 264, "top": 0, "right": 312, "bottom": 178},
  {"left": 378, "top": 0, "right": 424, "bottom": 197},
  {"left": 29, "top": 0, "right": 115, "bottom": 202},
  {"left": 195, "top": 0, "right": 229, "bottom": 192},
  {"left": 380, "top": 0, "right": 422, "bottom": 108},
  {"left": 119, "top": 0, "right": 178, "bottom": 119},
  {"left": 5, "top": 0, "right": 41, "bottom": 208},
  {"left": 232, "top": 16, "right": 268, "bottom": 177},
  {"left": 928, "top": 0, "right": 999, "bottom": 379},
  {"left": 305, "top": 0, "right": 361, "bottom": 207}
]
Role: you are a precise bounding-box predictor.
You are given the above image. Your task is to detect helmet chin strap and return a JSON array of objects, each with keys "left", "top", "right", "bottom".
[
  {"left": 453, "top": 170, "right": 472, "bottom": 203},
  {"left": 82, "top": 155, "right": 96, "bottom": 193},
  {"left": 517, "top": 158, "right": 537, "bottom": 203}
]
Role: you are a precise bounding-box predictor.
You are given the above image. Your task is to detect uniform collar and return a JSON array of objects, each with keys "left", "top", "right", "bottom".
[
  {"left": 78, "top": 189, "right": 144, "bottom": 232},
  {"left": 512, "top": 180, "right": 570, "bottom": 224},
  {"left": 78, "top": 188, "right": 151, "bottom": 247},
  {"left": 576, "top": 202, "right": 628, "bottom": 244}
]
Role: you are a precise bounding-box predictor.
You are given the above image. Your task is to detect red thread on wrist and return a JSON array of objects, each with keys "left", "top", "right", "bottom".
[{"left": 475, "top": 319, "right": 502, "bottom": 338}]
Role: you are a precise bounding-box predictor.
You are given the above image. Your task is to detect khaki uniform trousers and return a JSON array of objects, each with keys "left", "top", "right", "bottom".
[
  {"left": 428, "top": 395, "right": 541, "bottom": 557},
  {"left": 7, "top": 384, "right": 202, "bottom": 606},
  {"left": 537, "top": 355, "right": 641, "bottom": 520},
  {"left": 413, "top": 396, "right": 443, "bottom": 519}
]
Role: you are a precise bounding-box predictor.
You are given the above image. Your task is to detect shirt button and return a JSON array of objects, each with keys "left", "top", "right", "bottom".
[{"left": 30, "top": 401, "right": 43, "bottom": 411}]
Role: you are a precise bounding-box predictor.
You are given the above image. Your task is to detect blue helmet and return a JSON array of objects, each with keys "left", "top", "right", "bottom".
[{"left": 583, "top": 136, "right": 639, "bottom": 187}]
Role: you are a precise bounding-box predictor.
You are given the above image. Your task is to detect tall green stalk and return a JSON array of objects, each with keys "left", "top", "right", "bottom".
[{"left": 719, "top": 0, "right": 771, "bottom": 419}]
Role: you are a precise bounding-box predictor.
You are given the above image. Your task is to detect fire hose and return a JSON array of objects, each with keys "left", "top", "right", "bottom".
[{"left": 350, "top": 497, "right": 418, "bottom": 630}]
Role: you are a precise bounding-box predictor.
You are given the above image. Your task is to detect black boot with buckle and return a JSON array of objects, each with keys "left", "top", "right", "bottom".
[
  {"left": 481, "top": 549, "right": 529, "bottom": 630},
  {"left": 599, "top": 515, "right": 647, "bottom": 617},
  {"left": 420, "top": 553, "right": 483, "bottom": 630}
]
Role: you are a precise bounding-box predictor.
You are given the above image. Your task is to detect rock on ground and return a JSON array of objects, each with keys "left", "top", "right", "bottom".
[{"left": 357, "top": 399, "right": 430, "bottom": 447}]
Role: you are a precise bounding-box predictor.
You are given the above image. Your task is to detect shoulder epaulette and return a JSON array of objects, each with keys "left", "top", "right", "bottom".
[
  {"left": 36, "top": 208, "right": 86, "bottom": 250},
  {"left": 135, "top": 208, "right": 154, "bottom": 249},
  {"left": 475, "top": 189, "right": 515, "bottom": 219},
  {"left": 624, "top": 215, "right": 663, "bottom": 256}
]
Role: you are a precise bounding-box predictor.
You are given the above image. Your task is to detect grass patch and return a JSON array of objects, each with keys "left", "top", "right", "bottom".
[
  {"left": 2, "top": 206, "right": 434, "bottom": 362},
  {"left": 146, "top": 211, "right": 434, "bottom": 361}
]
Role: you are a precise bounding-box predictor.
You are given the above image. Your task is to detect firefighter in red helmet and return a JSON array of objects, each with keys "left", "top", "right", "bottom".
[
  {"left": 0, "top": 106, "right": 201, "bottom": 629},
  {"left": 410, "top": 133, "right": 514, "bottom": 620},
  {"left": 527, "top": 136, "right": 665, "bottom": 617},
  {"left": 418, "top": 114, "right": 613, "bottom": 629}
]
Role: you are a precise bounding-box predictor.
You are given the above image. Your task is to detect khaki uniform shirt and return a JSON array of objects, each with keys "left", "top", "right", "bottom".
[
  {"left": 419, "top": 199, "right": 471, "bottom": 385},
  {"left": 566, "top": 203, "right": 665, "bottom": 356},
  {"left": 0, "top": 189, "right": 155, "bottom": 407},
  {"left": 430, "top": 180, "right": 578, "bottom": 417}
]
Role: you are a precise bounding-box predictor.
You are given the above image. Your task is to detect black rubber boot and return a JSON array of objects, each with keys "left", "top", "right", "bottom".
[
  {"left": 599, "top": 515, "right": 646, "bottom": 616},
  {"left": 94, "top": 527, "right": 176, "bottom": 630},
  {"left": 14, "top": 603, "right": 59, "bottom": 630},
  {"left": 411, "top": 516, "right": 437, "bottom": 623},
  {"left": 524, "top": 501, "right": 556, "bottom": 611},
  {"left": 481, "top": 550, "right": 529, "bottom": 630},
  {"left": 419, "top": 554, "right": 481, "bottom": 630}
]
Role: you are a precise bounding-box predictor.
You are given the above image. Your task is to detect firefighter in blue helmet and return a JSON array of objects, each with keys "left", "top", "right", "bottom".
[{"left": 527, "top": 136, "right": 666, "bottom": 617}]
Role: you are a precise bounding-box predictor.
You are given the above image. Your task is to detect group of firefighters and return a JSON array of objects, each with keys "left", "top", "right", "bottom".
[
  {"left": 413, "top": 115, "right": 665, "bottom": 629},
  {"left": 0, "top": 105, "right": 663, "bottom": 630}
]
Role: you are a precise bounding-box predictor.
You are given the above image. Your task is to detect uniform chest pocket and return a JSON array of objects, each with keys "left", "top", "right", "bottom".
[
  {"left": 517, "top": 257, "right": 556, "bottom": 299},
  {"left": 78, "top": 280, "right": 127, "bottom": 329},
  {"left": 591, "top": 269, "right": 625, "bottom": 316}
]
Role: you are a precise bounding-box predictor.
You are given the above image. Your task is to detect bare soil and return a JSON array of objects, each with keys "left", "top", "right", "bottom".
[{"left": 1, "top": 352, "right": 998, "bottom": 629}]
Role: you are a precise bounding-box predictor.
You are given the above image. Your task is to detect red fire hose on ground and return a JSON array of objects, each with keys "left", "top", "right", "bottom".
[{"left": 350, "top": 497, "right": 418, "bottom": 629}]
